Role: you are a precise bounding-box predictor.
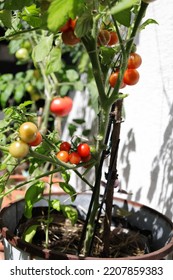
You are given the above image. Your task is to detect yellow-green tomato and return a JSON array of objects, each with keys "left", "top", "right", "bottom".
[
  {"left": 15, "top": 48, "right": 29, "bottom": 61},
  {"left": 19, "top": 122, "right": 38, "bottom": 143},
  {"left": 9, "top": 140, "right": 29, "bottom": 158}
]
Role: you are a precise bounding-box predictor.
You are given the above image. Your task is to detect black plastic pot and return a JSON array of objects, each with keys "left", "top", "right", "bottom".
[{"left": 0, "top": 193, "right": 173, "bottom": 260}]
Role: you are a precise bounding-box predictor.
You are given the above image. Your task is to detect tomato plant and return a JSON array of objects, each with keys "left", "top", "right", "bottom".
[
  {"left": 123, "top": 69, "right": 140, "bottom": 86},
  {"left": 62, "top": 29, "right": 80, "bottom": 46},
  {"left": 29, "top": 132, "right": 42, "bottom": 146},
  {"left": 50, "top": 96, "right": 73, "bottom": 117},
  {"left": 60, "top": 141, "right": 71, "bottom": 152},
  {"left": 19, "top": 122, "right": 38, "bottom": 143},
  {"left": 56, "top": 151, "right": 69, "bottom": 163},
  {"left": 77, "top": 143, "right": 90, "bottom": 157},
  {"left": 97, "top": 30, "right": 111, "bottom": 46},
  {"left": 69, "top": 152, "right": 81, "bottom": 164},
  {"left": 127, "top": 53, "right": 142, "bottom": 69},
  {"left": 108, "top": 31, "right": 118, "bottom": 46},
  {"left": 9, "top": 140, "right": 29, "bottom": 158}
]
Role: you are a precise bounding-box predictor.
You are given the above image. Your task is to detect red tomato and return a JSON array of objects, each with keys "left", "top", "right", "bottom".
[
  {"left": 69, "top": 152, "right": 81, "bottom": 164},
  {"left": 60, "top": 141, "right": 71, "bottom": 152},
  {"left": 97, "top": 30, "right": 111, "bottom": 46},
  {"left": 123, "top": 69, "right": 140, "bottom": 86},
  {"left": 50, "top": 96, "right": 73, "bottom": 117},
  {"left": 9, "top": 140, "right": 29, "bottom": 158},
  {"left": 29, "top": 132, "right": 42, "bottom": 146},
  {"left": 69, "top": 18, "right": 77, "bottom": 30},
  {"left": 19, "top": 122, "right": 38, "bottom": 143},
  {"left": 56, "top": 151, "right": 69, "bottom": 163},
  {"left": 62, "top": 28, "right": 80, "bottom": 46},
  {"left": 60, "top": 20, "right": 71, "bottom": 32},
  {"left": 127, "top": 53, "right": 142, "bottom": 69},
  {"left": 109, "top": 71, "right": 126, "bottom": 89},
  {"left": 77, "top": 143, "right": 90, "bottom": 158},
  {"left": 108, "top": 31, "right": 118, "bottom": 46}
]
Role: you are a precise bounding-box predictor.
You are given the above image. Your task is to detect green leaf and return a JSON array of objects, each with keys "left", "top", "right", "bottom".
[
  {"left": 24, "top": 181, "right": 45, "bottom": 219},
  {"left": 59, "top": 182, "right": 76, "bottom": 202},
  {"left": 21, "top": 4, "right": 46, "bottom": 28},
  {"left": 114, "top": 8, "right": 131, "bottom": 27},
  {"left": 72, "top": 118, "right": 85, "bottom": 124},
  {"left": 75, "top": 12, "right": 93, "bottom": 38},
  {"left": 22, "top": 224, "right": 39, "bottom": 243},
  {"left": 4, "top": 0, "right": 33, "bottom": 10},
  {"left": 46, "top": 47, "right": 62, "bottom": 74},
  {"left": 139, "top": 18, "right": 158, "bottom": 31},
  {"left": 66, "top": 69, "right": 79, "bottom": 81},
  {"left": 14, "top": 83, "right": 25, "bottom": 103},
  {"left": 50, "top": 199, "right": 61, "bottom": 211},
  {"left": 47, "top": 0, "right": 84, "bottom": 32},
  {"left": 110, "top": 0, "right": 139, "bottom": 15},
  {"left": 0, "top": 10, "right": 12, "bottom": 28},
  {"left": 61, "top": 205, "right": 78, "bottom": 225},
  {"left": 32, "top": 35, "right": 53, "bottom": 63},
  {"left": 0, "top": 83, "right": 14, "bottom": 108}
]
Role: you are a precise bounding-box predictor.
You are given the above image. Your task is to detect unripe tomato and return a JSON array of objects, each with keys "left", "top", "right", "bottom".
[
  {"left": 127, "top": 53, "right": 142, "bottom": 69},
  {"left": 56, "top": 151, "right": 69, "bottom": 163},
  {"left": 19, "top": 122, "right": 38, "bottom": 143},
  {"left": 50, "top": 96, "right": 73, "bottom": 117},
  {"left": 69, "top": 152, "right": 81, "bottom": 164},
  {"left": 77, "top": 143, "right": 90, "bottom": 158},
  {"left": 62, "top": 29, "right": 80, "bottom": 46},
  {"left": 9, "top": 140, "right": 29, "bottom": 158},
  {"left": 29, "top": 132, "right": 42, "bottom": 146},
  {"left": 123, "top": 69, "right": 140, "bottom": 86},
  {"left": 108, "top": 31, "right": 118, "bottom": 46},
  {"left": 98, "top": 30, "right": 111, "bottom": 46},
  {"left": 15, "top": 48, "right": 29, "bottom": 61},
  {"left": 60, "top": 141, "right": 71, "bottom": 152}
]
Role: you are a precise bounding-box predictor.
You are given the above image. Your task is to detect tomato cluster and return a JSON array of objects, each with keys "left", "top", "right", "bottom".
[
  {"left": 9, "top": 122, "right": 42, "bottom": 158},
  {"left": 56, "top": 141, "right": 91, "bottom": 166},
  {"left": 50, "top": 96, "right": 73, "bottom": 117},
  {"left": 97, "top": 29, "right": 118, "bottom": 46},
  {"left": 109, "top": 52, "right": 142, "bottom": 88},
  {"left": 60, "top": 18, "right": 80, "bottom": 46}
]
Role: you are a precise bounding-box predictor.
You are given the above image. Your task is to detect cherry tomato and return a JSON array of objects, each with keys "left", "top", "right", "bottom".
[
  {"left": 81, "top": 153, "right": 91, "bottom": 163},
  {"left": 56, "top": 151, "right": 69, "bottom": 163},
  {"left": 60, "top": 20, "right": 71, "bottom": 32},
  {"left": 60, "top": 141, "right": 71, "bottom": 152},
  {"left": 98, "top": 30, "right": 111, "bottom": 46},
  {"left": 19, "top": 122, "right": 38, "bottom": 143},
  {"left": 9, "top": 140, "right": 29, "bottom": 158},
  {"left": 123, "top": 69, "right": 140, "bottom": 86},
  {"left": 127, "top": 53, "right": 142, "bottom": 69},
  {"left": 108, "top": 31, "right": 118, "bottom": 46},
  {"left": 109, "top": 71, "right": 126, "bottom": 89},
  {"left": 62, "top": 29, "right": 80, "bottom": 46},
  {"left": 69, "top": 152, "right": 81, "bottom": 164},
  {"left": 69, "top": 18, "right": 77, "bottom": 30},
  {"left": 29, "top": 132, "right": 42, "bottom": 146},
  {"left": 50, "top": 96, "right": 73, "bottom": 117},
  {"left": 77, "top": 143, "right": 90, "bottom": 158},
  {"left": 15, "top": 48, "right": 29, "bottom": 61}
]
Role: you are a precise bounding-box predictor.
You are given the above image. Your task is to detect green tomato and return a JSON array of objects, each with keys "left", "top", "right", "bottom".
[{"left": 15, "top": 48, "right": 29, "bottom": 61}]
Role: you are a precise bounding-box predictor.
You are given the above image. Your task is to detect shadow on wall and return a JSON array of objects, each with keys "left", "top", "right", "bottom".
[{"left": 147, "top": 103, "right": 173, "bottom": 220}]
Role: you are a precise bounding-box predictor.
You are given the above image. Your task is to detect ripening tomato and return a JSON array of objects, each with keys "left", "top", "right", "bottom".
[
  {"left": 97, "top": 30, "right": 111, "bottom": 46},
  {"left": 69, "top": 152, "right": 81, "bottom": 164},
  {"left": 60, "top": 141, "right": 71, "bottom": 152},
  {"left": 108, "top": 31, "right": 118, "bottom": 46},
  {"left": 62, "top": 28, "right": 80, "bottom": 46},
  {"left": 9, "top": 140, "right": 29, "bottom": 158},
  {"left": 56, "top": 150, "right": 69, "bottom": 163},
  {"left": 123, "top": 69, "right": 140, "bottom": 86},
  {"left": 29, "top": 132, "right": 42, "bottom": 146},
  {"left": 50, "top": 96, "right": 73, "bottom": 117},
  {"left": 127, "top": 53, "right": 142, "bottom": 69},
  {"left": 19, "top": 122, "right": 38, "bottom": 143},
  {"left": 77, "top": 143, "right": 90, "bottom": 158},
  {"left": 109, "top": 71, "right": 126, "bottom": 89}
]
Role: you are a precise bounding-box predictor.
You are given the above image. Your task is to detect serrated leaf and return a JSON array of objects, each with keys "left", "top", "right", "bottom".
[
  {"left": 22, "top": 224, "right": 39, "bottom": 243},
  {"left": 24, "top": 181, "right": 45, "bottom": 219},
  {"left": 47, "top": 0, "right": 84, "bottom": 32},
  {"left": 61, "top": 205, "right": 78, "bottom": 225},
  {"left": 32, "top": 35, "right": 53, "bottom": 63},
  {"left": 46, "top": 47, "right": 62, "bottom": 74},
  {"left": 59, "top": 182, "right": 76, "bottom": 202}
]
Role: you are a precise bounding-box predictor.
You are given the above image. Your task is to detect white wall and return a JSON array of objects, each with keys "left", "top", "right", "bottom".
[{"left": 118, "top": 0, "right": 173, "bottom": 220}]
